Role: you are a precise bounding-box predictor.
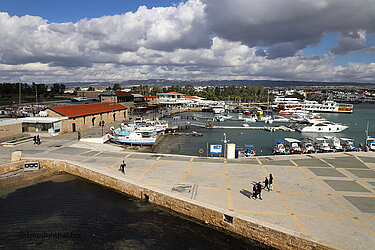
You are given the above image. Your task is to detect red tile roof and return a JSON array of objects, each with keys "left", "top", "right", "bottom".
[
  {"left": 116, "top": 91, "right": 133, "bottom": 97},
  {"left": 165, "top": 92, "right": 183, "bottom": 95},
  {"left": 48, "top": 102, "right": 127, "bottom": 118},
  {"left": 143, "top": 95, "right": 157, "bottom": 98}
]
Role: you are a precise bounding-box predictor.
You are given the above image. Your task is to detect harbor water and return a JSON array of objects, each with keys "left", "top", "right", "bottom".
[
  {"left": 0, "top": 174, "right": 266, "bottom": 249},
  {"left": 161, "top": 104, "right": 375, "bottom": 156}
]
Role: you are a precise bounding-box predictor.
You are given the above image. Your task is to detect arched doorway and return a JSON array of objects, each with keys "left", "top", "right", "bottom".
[
  {"left": 92, "top": 117, "right": 96, "bottom": 126},
  {"left": 72, "top": 123, "right": 76, "bottom": 132},
  {"left": 113, "top": 113, "right": 116, "bottom": 121}
]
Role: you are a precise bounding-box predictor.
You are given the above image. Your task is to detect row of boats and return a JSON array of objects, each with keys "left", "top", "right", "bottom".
[
  {"left": 272, "top": 136, "right": 375, "bottom": 155},
  {"left": 107, "top": 117, "right": 168, "bottom": 145}
]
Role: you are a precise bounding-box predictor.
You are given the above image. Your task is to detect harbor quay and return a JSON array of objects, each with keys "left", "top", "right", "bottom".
[{"left": 1, "top": 137, "right": 375, "bottom": 249}]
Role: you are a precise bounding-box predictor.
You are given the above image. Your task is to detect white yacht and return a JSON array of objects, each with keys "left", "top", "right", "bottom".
[
  {"left": 298, "top": 119, "right": 348, "bottom": 133},
  {"left": 302, "top": 100, "right": 353, "bottom": 113}
]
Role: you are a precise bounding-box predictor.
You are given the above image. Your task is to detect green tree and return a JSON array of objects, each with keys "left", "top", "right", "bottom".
[{"left": 112, "top": 83, "right": 122, "bottom": 91}]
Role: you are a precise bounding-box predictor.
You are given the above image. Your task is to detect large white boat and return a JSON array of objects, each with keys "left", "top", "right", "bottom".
[
  {"left": 302, "top": 100, "right": 353, "bottom": 113},
  {"left": 297, "top": 119, "right": 348, "bottom": 133},
  {"left": 273, "top": 96, "right": 353, "bottom": 113},
  {"left": 110, "top": 131, "right": 156, "bottom": 145},
  {"left": 366, "top": 137, "right": 375, "bottom": 151}
]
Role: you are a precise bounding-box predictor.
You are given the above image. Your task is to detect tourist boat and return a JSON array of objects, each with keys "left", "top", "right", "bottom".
[
  {"left": 340, "top": 138, "right": 357, "bottom": 151},
  {"left": 272, "top": 140, "right": 288, "bottom": 155},
  {"left": 302, "top": 100, "right": 353, "bottom": 113},
  {"left": 284, "top": 138, "right": 303, "bottom": 154},
  {"left": 297, "top": 119, "right": 348, "bottom": 133},
  {"left": 314, "top": 138, "right": 332, "bottom": 152},
  {"left": 273, "top": 96, "right": 354, "bottom": 113},
  {"left": 324, "top": 136, "right": 343, "bottom": 152},
  {"left": 243, "top": 144, "right": 256, "bottom": 157},
  {"left": 110, "top": 131, "right": 157, "bottom": 145},
  {"left": 366, "top": 137, "right": 375, "bottom": 151}
]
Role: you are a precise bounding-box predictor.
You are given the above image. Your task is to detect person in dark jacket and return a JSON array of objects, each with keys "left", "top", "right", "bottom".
[
  {"left": 257, "top": 182, "right": 262, "bottom": 200},
  {"left": 119, "top": 161, "right": 126, "bottom": 174},
  {"left": 252, "top": 184, "right": 257, "bottom": 199},
  {"left": 36, "top": 135, "right": 41, "bottom": 145},
  {"left": 264, "top": 177, "right": 269, "bottom": 191},
  {"left": 33, "top": 135, "right": 37, "bottom": 145},
  {"left": 269, "top": 174, "right": 274, "bottom": 191}
]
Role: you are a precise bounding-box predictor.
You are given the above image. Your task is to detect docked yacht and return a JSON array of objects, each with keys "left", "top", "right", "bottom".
[
  {"left": 272, "top": 140, "right": 288, "bottom": 155},
  {"left": 302, "top": 100, "right": 353, "bottom": 113},
  {"left": 244, "top": 115, "right": 257, "bottom": 123},
  {"left": 297, "top": 119, "right": 348, "bottom": 133}
]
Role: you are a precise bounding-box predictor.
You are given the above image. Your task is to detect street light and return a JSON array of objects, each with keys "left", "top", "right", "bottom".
[
  {"left": 221, "top": 132, "right": 229, "bottom": 158},
  {"left": 99, "top": 121, "right": 105, "bottom": 136}
]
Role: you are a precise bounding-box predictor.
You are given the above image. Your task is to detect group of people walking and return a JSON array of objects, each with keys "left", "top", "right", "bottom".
[
  {"left": 33, "top": 135, "right": 41, "bottom": 145},
  {"left": 252, "top": 173, "right": 273, "bottom": 200}
]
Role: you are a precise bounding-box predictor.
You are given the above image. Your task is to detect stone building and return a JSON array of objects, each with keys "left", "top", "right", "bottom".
[
  {"left": 0, "top": 119, "right": 22, "bottom": 139},
  {"left": 99, "top": 91, "right": 117, "bottom": 103},
  {"left": 45, "top": 102, "right": 128, "bottom": 133}
]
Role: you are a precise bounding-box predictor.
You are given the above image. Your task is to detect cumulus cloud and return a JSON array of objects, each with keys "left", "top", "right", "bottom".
[
  {"left": 331, "top": 31, "right": 367, "bottom": 55},
  {"left": 203, "top": 0, "right": 375, "bottom": 58},
  {"left": 0, "top": 0, "right": 375, "bottom": 83}
]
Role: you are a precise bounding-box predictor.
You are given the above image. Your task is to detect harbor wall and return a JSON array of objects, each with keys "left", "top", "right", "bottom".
[
  {"left": 0, "top": 160, "right": 24, "bottom": 174},
  {"left": 18, "top": 157, "right": 331, "bottom": 250}
]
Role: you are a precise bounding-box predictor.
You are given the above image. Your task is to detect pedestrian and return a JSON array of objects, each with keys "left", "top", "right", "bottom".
[
  {"left": 119, "top": 160, "right": 126, "bottom": 174},
  {"left": 36, "top": 135, "right": 41, "bottom": 145},
  {"left": 252, "top": 184, "right": 257, "bottom": 199},
  {"left": 257, "top": 182, "right": 262, "bottom": 200},
  {"left": 33, "top": 135, "right": 37, "bottom": 145},
  {"left": 78, "top": 131, "right": 81, "bottom": 140},
  {"left": 264, "top": 177, "right": 269, "bottom": 191},
  {"left": 269, "top": 173, "right": 274, "bottom": 191}
]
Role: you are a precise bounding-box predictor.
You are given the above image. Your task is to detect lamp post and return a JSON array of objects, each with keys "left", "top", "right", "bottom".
[
  {"left": 99, "top": 121, "right": 105, "bottom": 136},
  {"left": 221, "top": 132, "right": 229, "bottom": 158}
]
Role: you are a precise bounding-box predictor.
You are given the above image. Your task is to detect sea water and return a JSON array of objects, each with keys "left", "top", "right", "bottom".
[
  {"left": 0, "top": 175, "right": 267, "bottom": 249},
  {"left": 162, "top": 104, "right": 375, "bottom": 156}
]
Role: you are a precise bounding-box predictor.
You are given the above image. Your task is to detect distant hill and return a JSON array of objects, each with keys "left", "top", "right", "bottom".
[{"left": 56, "top": 79, "right": 375, "bottom": 88}]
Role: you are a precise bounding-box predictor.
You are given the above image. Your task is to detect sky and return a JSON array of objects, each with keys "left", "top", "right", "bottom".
[{"left": 0, "top": 0, "right": 375, "bottom": 83}]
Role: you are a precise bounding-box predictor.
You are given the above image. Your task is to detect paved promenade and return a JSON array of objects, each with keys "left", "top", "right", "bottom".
[{"left": 1, "top": 137, "right": 375, "bottom": 249}]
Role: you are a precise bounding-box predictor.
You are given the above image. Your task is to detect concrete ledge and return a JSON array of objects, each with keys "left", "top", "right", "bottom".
[
  {"left": 0, "top": 160, "right": 25, "bottom": 174},
  {"left": 21, "top": 157, "right": 332, "bottom": 250}
]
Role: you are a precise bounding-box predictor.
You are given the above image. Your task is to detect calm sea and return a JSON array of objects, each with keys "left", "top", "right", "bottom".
[
  {"left": 0, "top": 175, "right": 267, "bottom": 249},
  {"left": 163, "top": 104, "right": 375, "bottom": 156}
]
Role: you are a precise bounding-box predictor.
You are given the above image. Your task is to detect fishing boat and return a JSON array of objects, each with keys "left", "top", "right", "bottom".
[
  {"left": 243, "top": 144, "right": 256, "bottom": 157},
  {"left": 272, "top": 140, "right": 288, "bottom": 155},
  {"left": 324, "top": 136, "right": 343, "bottom": 152},
  {"left": 284, "top": 138, "right": 303, "bottom": 154},
  {"left": 314, "top": 138, "right": 332, "bottom": 152},
  {"left": 299, "top": 138, "right": 315, "bottom": 153},
  {"left": 366, "top": 137, "right": 375, "bottom": 151},
  {"left": 340, "top": 138, "right": 357, "bottom": 151}
]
